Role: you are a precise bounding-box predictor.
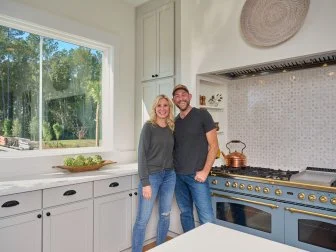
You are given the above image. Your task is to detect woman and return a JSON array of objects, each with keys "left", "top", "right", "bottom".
[{"left": 132, "top": 94, "right": 176, "bottom": 252}]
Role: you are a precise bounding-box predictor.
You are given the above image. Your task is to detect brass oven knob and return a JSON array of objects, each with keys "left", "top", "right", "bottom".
[
  {"left": 275, "top": 189, "right": 282, "bottom": 196},
  {"left": 225, "top": 181, "right": 231, "bottom": 187},
  {"left": 308, "top": 194, "right": 316, "bottom": 202},
  {"left": 263, "top": 187, "right": 270, "bottom": 194},
  {"left": 298, "top": 193, "right": 305, "bottom": 200},
  {"left": 255, "top": 186, "right": 261, "bottom": 192},
  {"left": 239, "top": 184, "right": 245, "bottom": 190},
  {"left": 232, "top": 182, "right": 238, "bottom": 188},
  {"left": 247, "top": 185, "right": 253, "bottom": 191},
  {"left": 331, "top": 198, "right": 336, "bottom": 205},
  {"left": 211, "top": 180, "right": 218, "bottom": 185},
  {"left": 319, "top": 196, "right": 328, "bottom": 203}
]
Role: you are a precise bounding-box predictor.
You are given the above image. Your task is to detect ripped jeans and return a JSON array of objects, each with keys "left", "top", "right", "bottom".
[{"left": 132, "top": 169, "right": 176, "bottom": 252}]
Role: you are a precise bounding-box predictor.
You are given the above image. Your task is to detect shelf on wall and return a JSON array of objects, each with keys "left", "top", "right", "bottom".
[
  {"left": 199, "top": 105, "right": 224, "bottom": 110},
  {"left": 217, "top": 131, "right": 224, "bottom": 135}
]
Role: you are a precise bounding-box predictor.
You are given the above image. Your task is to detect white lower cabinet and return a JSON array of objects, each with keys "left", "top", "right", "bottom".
[
  {"left": 169, "top": 196, "right": 200, "bottom": 235},
  {"left": 0, "top": 190, "right": 42, "bottom": 252},
  {"left": 0, "top": 174, "right": 167, "bottom": 252},
  {"left": 94, "top": 191, "right": 132, "bottom": 252},
  {"left": 0, "top": 210, "right": 42, "bottom": 252},
  {"left": 131, "top": 189, "right": 159, "bottom": 242},
  {"left": 43, "top": 199, "right": 93, "bottom": 252},
  {"left": 169, "top": 197, "right": 183, "bottom": 235}
]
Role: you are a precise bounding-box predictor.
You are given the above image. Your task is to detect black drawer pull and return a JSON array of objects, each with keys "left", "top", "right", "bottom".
[
  {"left": 63, "top": 190, "right": 77, "bottom": 196},
  {"left": 109, "top": 182, "right": 119, "bottom": 187},
  {"left": 2, "top": 200, "right": 20, "bottom": 208}
]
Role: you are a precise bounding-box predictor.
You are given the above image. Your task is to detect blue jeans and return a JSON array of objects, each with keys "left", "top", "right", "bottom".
[
  {"left": 132, "top": 169, "right": 176, "bottom": 252},
  {"left": 175, "top": 174, "right": 215, "bottom": 232}
]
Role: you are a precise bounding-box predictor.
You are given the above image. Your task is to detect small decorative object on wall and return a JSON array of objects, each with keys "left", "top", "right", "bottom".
[
  {"left": 214, "top": 122, "right": 220, "bottom": 131},
  {"left": 208, "top": 94, "right": 223, "bottom": 107},
  {"left": 240, "top": 0, "right": 310, "bottom": 47},
  {"left": 199, "top": 95, "right": 206, "bottom": 105}
]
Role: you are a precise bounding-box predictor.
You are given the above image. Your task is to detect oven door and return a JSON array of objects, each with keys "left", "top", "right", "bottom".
[
  {"left": 284, "top": 204, "right": 336, "bottom": 252},
  {"left": 211, "top": 189, "right": 284, "bottom": 243}
]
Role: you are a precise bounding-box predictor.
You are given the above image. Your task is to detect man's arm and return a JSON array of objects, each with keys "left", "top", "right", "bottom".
[{"left": 195, "top": 128, "right": 219, "bottom": 182}]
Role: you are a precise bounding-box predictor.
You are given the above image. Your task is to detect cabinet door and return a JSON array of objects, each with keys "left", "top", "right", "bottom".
[
  {"left": 157, "top": 77, "right": 174, "bottom": 97},
  {"left": 0, "top": 210, "right": 42, "bottom": 252},
  {"left": 169, "top": 196, "right": 183, "bottom": 235},
  {"left": 132, "top": 189, "right": 159, "bottom": 242},
  {"left": 94, "top": 191, "right": 132, "bottom": 252},
  {"left": 142, "top": 81, "right": 158, "bottom": 123},
  {"left": 142, "top": 10, "right": 157, "bottom": 81},
  {"left": 43, "top": 200, "right": 93, "bottom": 252},
  {"left": 157, "top": 2, "right": 174, "bottom": 79}
]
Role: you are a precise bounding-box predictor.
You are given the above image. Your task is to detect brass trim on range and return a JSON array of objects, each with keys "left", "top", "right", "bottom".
[
  {"left": 285, "top": 207, "right": 336, "bottom": 221},
  {"left": 210, "top": 172, "right": 336, "bottom": 194},
  {"left": 211, "top": 192, "right": 279, "bottom": 209}
]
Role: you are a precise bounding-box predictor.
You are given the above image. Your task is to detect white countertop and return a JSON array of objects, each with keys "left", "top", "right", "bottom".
[
  {"left": 0, "top": 163, "right": 138, "bottom": 196},
  {"left": 150, "top": 223, "right": 307, "bottom": 252}
]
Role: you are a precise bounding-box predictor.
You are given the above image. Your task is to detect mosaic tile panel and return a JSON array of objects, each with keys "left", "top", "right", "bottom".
[{"left": 227, "top": 65, "right": 336, "bottom": 171}]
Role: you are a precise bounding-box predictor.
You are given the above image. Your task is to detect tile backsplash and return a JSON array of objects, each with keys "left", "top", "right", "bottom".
[{"left": 227, "top": 65, "right": 336, "bottom": 171}]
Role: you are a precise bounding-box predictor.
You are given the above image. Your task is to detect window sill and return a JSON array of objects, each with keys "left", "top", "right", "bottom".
[{"left": 0, "top": 147, "right": 114, "bottom": 159}]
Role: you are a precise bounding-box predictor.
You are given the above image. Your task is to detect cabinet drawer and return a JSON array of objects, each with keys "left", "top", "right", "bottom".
[
  {"left": 132, "top": 174, "right": 140, "bottom": 189},
  {"left": 43, "top": 182, "right": 93, "bottom": 208},
  {"left": 0, "top": 190, "right": 42, "bottom": 218},
  {"left": 94, "top": 176, "right": 132, "bottom": 197}
]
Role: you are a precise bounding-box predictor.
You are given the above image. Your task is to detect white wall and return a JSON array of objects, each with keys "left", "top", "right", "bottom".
[
  {"left": 0, "top": 0, "right": 136, "bottom": 177},
  {"left": 180, "top": 0, "right": 336, "bottom": 97}
]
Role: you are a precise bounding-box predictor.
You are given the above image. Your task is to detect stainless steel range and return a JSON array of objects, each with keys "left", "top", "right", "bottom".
[{"left": 209, "top": 166, "right": 336, "bottom": 252}]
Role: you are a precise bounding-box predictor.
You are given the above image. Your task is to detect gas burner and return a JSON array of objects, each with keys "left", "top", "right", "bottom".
[{"left": 211, "top": 165, "right": 299, "bottom": 181}]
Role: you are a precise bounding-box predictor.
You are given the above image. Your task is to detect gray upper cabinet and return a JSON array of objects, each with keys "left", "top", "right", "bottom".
[{"left": 141, "top": 2, "right": 174, "bottom": 81}]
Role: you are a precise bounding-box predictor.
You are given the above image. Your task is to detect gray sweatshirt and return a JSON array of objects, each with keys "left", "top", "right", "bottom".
[{"left": 138, "top": 122, "right": 174, "bottom": 186}]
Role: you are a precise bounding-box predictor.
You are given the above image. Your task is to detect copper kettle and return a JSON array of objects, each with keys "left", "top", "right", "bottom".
[{"left": 221, "top": 140, "right": 247, "bottom": 168}]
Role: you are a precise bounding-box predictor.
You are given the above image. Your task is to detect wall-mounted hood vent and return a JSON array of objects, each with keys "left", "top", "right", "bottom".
[{"left": 213, "top": 51, "right": 336, "bottom": 80}]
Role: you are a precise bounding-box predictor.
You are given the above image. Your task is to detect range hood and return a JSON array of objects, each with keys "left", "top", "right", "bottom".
[{"left": 212, "top": 51, "right": 336, "bottom": 80}]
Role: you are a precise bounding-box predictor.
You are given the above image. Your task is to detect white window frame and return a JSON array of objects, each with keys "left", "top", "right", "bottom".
[{"left": 0, "top": 14, "right": 115, "bottom": 158}]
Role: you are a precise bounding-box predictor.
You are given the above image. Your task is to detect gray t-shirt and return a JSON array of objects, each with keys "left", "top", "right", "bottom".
[
  {"left": 138, "top": 122, "right": 174, "bottom": 186},
  {"left": 174, "top": 108, "right": 215, "bottom": 174}
]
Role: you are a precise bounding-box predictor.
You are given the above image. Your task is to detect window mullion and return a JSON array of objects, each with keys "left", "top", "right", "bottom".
[{"left": 39, "top": 36, "right": 43, "bottom": 150}]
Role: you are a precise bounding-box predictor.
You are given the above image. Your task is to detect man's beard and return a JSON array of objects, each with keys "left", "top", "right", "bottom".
[{"left": 175, "top": 100, "right": 190, "bottom": 111}]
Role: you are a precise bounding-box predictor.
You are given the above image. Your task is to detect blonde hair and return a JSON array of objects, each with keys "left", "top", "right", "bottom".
[{"left": 149, "top": 94, "right": 175, "bottom": 131}]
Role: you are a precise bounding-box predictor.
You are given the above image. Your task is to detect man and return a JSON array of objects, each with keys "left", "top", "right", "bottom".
[{"left": 172, "top": 84, "right": 219, "bottom": 232}]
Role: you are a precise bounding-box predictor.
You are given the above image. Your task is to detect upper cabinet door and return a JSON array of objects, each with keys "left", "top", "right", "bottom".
[
  {"left": 142, "top": 10, "right": 157, "bottom": 81},
  {"left": 141, "top": 2, "right": 174, "bottom": 81},
  {"left": 157, "top": 2, "right": 174, "bottom": 79},
  {"left": 142, "top": 81, "right": 158, "bottom": 123}
]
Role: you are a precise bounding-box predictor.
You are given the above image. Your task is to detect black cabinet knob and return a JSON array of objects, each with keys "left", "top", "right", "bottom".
[
  {"left": 37, "top": 214, "right": 42, "bottom": 218},
  {"left": 152, "top": 74, "right": 155, "bottom": 78},
  {"left": 155, "top": 74, "right": 158, "bottom": 77},
  {"left": 46, "top": 212, "right": 51, "bottom": 216},
  {"left": 129, "top": 193, "right": 133, "bottom": 197},
  {"left": 134, "top": 192, "right": 138, "bottom": 196}
]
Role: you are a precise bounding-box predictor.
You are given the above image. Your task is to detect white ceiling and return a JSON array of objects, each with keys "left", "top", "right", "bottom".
[{"left": 122, "top": 0, "right": 150, "bottom": 7}]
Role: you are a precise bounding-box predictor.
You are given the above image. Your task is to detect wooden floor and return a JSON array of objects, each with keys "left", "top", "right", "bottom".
[{"left": 143, "top": 237, "right": 173, "bottom": 251}]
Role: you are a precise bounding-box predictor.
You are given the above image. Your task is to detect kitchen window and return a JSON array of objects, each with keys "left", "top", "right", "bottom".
[{"left": 0, "top": 17, "right": 113, "bottom": 155}]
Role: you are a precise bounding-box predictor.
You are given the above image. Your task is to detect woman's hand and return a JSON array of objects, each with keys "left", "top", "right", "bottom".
[{"left": 142, "top": 185, "right": 152, "bottom": 200}]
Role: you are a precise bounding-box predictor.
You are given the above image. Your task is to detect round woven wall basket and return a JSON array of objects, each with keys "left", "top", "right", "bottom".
[{"left": 240, "top": 0, "right": 310, "bottom": 47}]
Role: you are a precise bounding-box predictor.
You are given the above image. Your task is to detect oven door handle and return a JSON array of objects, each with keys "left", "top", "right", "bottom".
[
  {"left": 211, "top": 192, "right": 279, "bottom": 209},
  {"left": 285, "top": 207, "right": 336, "bottom": 220}
]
